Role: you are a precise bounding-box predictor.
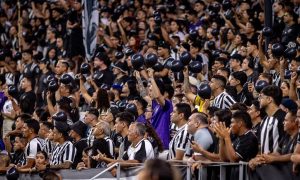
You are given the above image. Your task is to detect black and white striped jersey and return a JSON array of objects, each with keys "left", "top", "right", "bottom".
[
  {"left": 50, "top": 141, "right": 76, "bottom": 166},
  {"left": 270, "top": 70, "right": 281, "bottom": 86},
  {"left": 259, "top": 109, "right": 286, "bottom": 154},
  {"left": 25, "top": 137, "right": 44, "bottom": 159},
  {"left": 212, "top": 92, "right": 236, "bottom": 109},
  {"left": 43, "top": 138, "right": 56, "bottom": 159},
  {"left": 87, "top": 127, "right": 95, "bottom": 147},
  {"left": 168, "top": 124, "right": 192, "bottom": 160},
  {"left": 104, "top": 136, "right": 115, "bottom": 158}
]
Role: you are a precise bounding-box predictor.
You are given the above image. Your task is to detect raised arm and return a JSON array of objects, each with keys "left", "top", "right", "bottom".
[
  {"left": 183, "top": 67, "right": 197, "bottom": 103},
  {"left": 148, "top": 69, "right": 165, "bottom": 107},
  {"left": 258, "top": 34, "right": 271, "bottom": 71}
]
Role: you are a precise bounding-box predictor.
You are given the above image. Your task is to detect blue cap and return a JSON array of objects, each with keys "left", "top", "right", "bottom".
[{"left": 281, "top": 98, "right": 298, "bottom": 111}]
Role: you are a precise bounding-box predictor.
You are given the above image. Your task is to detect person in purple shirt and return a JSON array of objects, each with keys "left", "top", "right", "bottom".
[
  {"left": 133, "top": 96, "right": 148, "bottom": 124},
  {"left": 148, "top": 69, "right": 173, "bottom": 149},
  {"left": 0, "top": 74, "right": 7, "bottom": 110}
]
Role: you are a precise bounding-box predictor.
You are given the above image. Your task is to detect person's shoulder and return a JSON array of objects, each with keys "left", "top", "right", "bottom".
[
  {"left": 195, "top": 128, "right": 209, "bottom": 136},
  {"left": 243, "top": 131, "right": 258, "bottom": 142},
  {"left": 274, "top": 109, "right": 286, "bottom": 119},
  {"left": 78, "top": 139, "right": 88, "bottom": 146},
  {"left": 65, "top": 140, "right": 75, "bottom": 147}
]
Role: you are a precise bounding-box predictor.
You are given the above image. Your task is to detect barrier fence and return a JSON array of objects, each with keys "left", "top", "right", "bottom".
[{"left": 1, "top": 161, "right": 300, "bottom": 180}]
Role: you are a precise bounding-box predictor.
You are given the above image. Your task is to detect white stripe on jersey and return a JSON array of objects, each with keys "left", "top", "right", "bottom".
[
  {"left": 168, "top": 124, "right": 192, "bottom": 160},
  {"left": 212, "top": 92, "right": 236, "bottom": 109},
  {"left": 50, "top": 141, "right": 76, "bottom": 166},
  {"left": 260, "top": 116, "right": 279, "bottom": 154}
]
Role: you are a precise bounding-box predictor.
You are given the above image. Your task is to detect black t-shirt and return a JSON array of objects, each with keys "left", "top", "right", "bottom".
[
  {"left": 281, "top": 24, "right": 299, "bottom": 45},
  {"left": 100, "top": 68, "right": 114, "bottom": 87},
  {"left": 11, "top": 150, "right": 26, "bottom": 166},
  {"left": 91, "top": 138, "right": 112, "bottom": 168},
  {"left": 113, "top": 75, "right": 128, "bottom": 86},
  {"left": 19, "top": 90, "right": 36, "bottom": 114},
  {"left": 23, "top": 62, "right": 40, "bottom": 78},
  {"left": 277, "top": 134, "right": 298, "bottom": 155},
  {"left": 38, "top": 71, "right": 53, "bottom": 94},
  {"left": 72, "top": 139, "right": 88, "bottom": 169},
  {"left": 251, "top": 122, "right": 261, "bottom": 138},
  {"left": 112, "top": 132, "right": 123, "bottom": 148},
  {"left": 50, "top": 17, "right": 66, "bottom": 37},
  {"left": 232, "top": 130, "right": 258, "bottom": 162},
  {"left": 297, "top": 133, "right": 300, "bottom": 144},
  {"left": 273, "top": 16, "right": 285, "bottom": 39}
]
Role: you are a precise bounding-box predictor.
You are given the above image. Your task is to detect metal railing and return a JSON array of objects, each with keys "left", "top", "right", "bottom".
[
  {"left": 89, "top": 162, "right": 144, "bottom": 180},
  {"left": 83, "top": 160, "right": 250, "bottom": 180},
  {"left": 196, "top": 161, "right": 249, "bottom": 180}
]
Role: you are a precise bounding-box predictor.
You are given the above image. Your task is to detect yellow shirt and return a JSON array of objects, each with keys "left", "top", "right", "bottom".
[{"left": 194, "top": 95, "right": 205, "bottom": 112}]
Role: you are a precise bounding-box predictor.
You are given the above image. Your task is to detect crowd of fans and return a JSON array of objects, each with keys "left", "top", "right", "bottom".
[{"left": 0, "top": 0, "right": 300, "bottom": 179}]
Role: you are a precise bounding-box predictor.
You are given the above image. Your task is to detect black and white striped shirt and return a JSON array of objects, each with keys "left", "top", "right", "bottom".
[
  {"left": 212, "top": 92, "right": 236, "bottom": 109},
  {"left": 25, "top": 137, "right": 44, "bottom": 159},
  {"left": 170, "top": 123, "right": 179, "bottom": 140},
  {"left": 104, "top": 136, "right": 115, "bottom": 158},
  {"left": 260, "top": 109, "right": 286, "bottom": 154},
  {"left": 270, "top": 70, "right": 281, "bottom": 86},
  {"left": 87, "top": 127, "right": 95, "bottom": 147},
  {"left": 43, "top": 138, "right": 56, "bottom": 159},
  {"left": 50, "top": 141, "right": 76, "bottom": 166},
  {"left": 168, "top": 124, "right": 192, "bottom": 160}
]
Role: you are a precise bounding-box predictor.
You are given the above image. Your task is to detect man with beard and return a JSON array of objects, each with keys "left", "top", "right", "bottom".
[{"left": 249, "top": 85, "right": 286, "bottom": 168}]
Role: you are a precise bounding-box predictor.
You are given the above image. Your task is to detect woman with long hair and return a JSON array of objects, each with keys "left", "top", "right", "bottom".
[
  {"left": 80, "top": 76, "right": 110, "bottom": 114},
  {"left": 144, "top": 123, "right": 164, "bottom": 157}
]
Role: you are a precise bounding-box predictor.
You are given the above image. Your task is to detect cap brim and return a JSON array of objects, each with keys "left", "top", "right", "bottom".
[{"left": 111, "top": 64, "right": 127, "bottom": 73}]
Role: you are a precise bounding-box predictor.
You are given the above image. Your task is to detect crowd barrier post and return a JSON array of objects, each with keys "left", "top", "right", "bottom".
[
  {"left": 116, "top": 163, "right": 121, "bottom": 180},
  {"left": 186, "top": 163, "right": 191, "bottom": 180}
]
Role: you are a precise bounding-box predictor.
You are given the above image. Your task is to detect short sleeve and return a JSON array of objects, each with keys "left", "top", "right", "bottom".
[
  {"left": 234, "top": 134, "right": 258, "bottom": 161},
  {"left": 63, "top": 143, "right": 76, "bottom": 163},
  {"left": 27, "top": 141, "right": 40, "bottom": 159}
]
